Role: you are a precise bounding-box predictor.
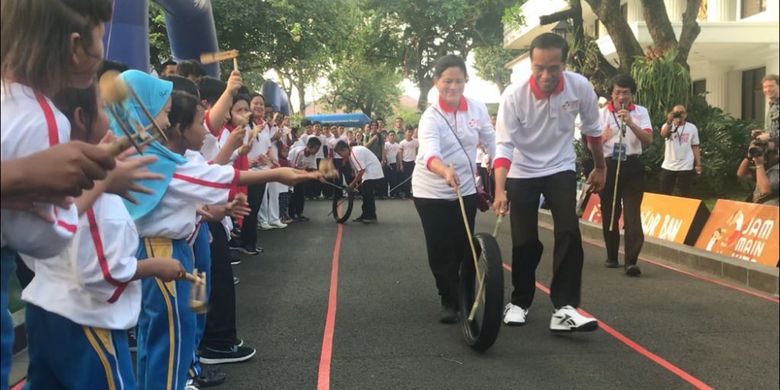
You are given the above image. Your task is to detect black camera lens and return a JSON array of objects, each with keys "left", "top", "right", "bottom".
[{"left": 672, "top": 112, "right": 683, "bottom": 118}]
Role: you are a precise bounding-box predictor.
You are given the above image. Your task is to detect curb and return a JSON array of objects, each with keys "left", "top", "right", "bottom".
[{"left": 538, "top": 210, "right": 779, "bottom": 297}]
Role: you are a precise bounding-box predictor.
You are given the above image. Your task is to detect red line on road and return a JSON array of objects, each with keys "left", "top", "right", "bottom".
[
  {"left": 317, "top": 222, "right": 343, "bottom": 390},
  {"left": 501, "top": 263, "right": 714, "bottom": 390},
  {"left": 579, "top": 230, "right": 779, "bottom": 304}
]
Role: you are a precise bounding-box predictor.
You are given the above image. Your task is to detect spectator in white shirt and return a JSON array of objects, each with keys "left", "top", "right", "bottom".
[
  {"left": 334, "top": 141, "right": 384, "bottom": 223},
  {"left": 398, "top": 129, "right": 418, "bottom": 198},
  {"left": 493, "top": 33, "right": 606, "bottom": 331},
  {"left": 659, "top": 105, "right": 701, "bottom": 197},
  {"left": 383, "top": 132, "right": 402, "bottom": 197}
]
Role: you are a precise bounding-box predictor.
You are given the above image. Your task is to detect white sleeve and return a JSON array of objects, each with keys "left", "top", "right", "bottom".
[
  {"left": 170, "top": 163, "right": 238, "bottom": 205},
  {"left": 417, "top": 111, "right": 443, "bottom": 169},
  {"left": 1, "top": 205, "right": 79, "bottom": 259},
  {"left": 74, "top": 209, "right": 137, "bottom": 303},
  {"left": 691, "top": 124, "right": 700, "bottom": 146},
  {"left": 477, "top": 103, "right": 496, "bottom": 160},
  {"left": 578, "top": 80, "right": 602, "bottom": 137},
  {"left": 638, "top": 108, "right": 653, "bottom": 133},
  {"left": 494, "top": 90, "right": 517, "bottom": 165}
]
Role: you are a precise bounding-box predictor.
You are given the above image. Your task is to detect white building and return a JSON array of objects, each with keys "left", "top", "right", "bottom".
[{"left": 503, "top": 0, "right": 779, "bottom": 122}]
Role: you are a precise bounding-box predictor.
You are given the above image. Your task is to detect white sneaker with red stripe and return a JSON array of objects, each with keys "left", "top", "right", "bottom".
[{"left": 549, "top": 305, "right": 598, "bottom": 332}]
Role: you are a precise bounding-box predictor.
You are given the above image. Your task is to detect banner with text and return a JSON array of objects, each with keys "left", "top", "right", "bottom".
[
  {"left": 640, "top": 193, "right": 706, "bottom": 244},
  {"left": 694, "top": 200, "right": 779, "bottom": 267}
]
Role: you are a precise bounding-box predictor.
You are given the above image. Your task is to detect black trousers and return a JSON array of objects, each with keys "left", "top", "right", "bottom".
[
  {"left": 240, "top": 183, "right": 266, "bottom": 248},
  {"left": 386, "top": 164, "right": 399, "bottom": 196},
  {"left": 660, "top": 168, "right": 694, "bottom": 197},
  {"left": 600, "top": 157, "right": 645, "bottom": 266},
  {"left": 507, "top": 170, "right": 584, "bottom": 309},
  {"left": 401, "top": 161, "right": 415, "bottom": 195},
  {"left": 477, "top": 166, "right": 494, "bottom": 198},
  {"left": 202, "top": 221, "right": 238, "bottom": 348},
  {"left": 413, "top": 195, "right": 476, "bottom": 309},
  {"left": 359, "top": 179, "right": 379, "bottom": 219},
  {"left": 290, "top": 182, "right": 306, "bottom": 217}
]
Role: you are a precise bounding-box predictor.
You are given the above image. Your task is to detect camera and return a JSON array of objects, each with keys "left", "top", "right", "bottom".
[
  {"left": 748, "top": 139, "right": 768, "bottom": 158},
  {"left": 671, "top": 111, "right": 683, "bottom": 119}
]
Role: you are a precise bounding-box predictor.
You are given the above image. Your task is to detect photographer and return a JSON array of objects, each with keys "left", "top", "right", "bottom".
[
  {"left": 660, "top": 105, "right": 701, "bottom": 197},
  {"left": 737, "top": 133, "right": 779, "bottom": 205},
  {"left": 762, "top": 74, "right": 779, "bottom": 139}
]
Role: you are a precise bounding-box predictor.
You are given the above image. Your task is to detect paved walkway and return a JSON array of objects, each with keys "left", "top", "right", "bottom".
[{"left": 220, "top": 199, "right": 779, "bottom": 389}]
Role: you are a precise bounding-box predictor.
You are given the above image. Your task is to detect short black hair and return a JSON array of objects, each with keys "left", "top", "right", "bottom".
[
  {"left": 609, "top": 73, "right": 637, "bottom": 95},
  {"left": 176, "top": 60, "right": 206, "bottom": 78},
  {"left": 197, "top": 76, "right": 225, "bottom": 106},
  {"left": 161, "top": 74, "right": 200, "bottom": 99},
  {"left": 530, "top": 32, "right": 568, "bottom": 63},
  {"left": 158, "top": 59, "right": 177, "bottom": 73},
  {"left": 169, "top": 91, "right": 201, "bottom": 132},
  {"left": 99, "top": 59, "right": 129, "bottom": 79},
  {"left": 307, "top": 137, "right": 322, "bottom": 148},
  {"left": 334, "top": 140, "right": 349, "bottom": 153},
  {"left": 433, "top": 54, "right": 468, "bottom": 80}
]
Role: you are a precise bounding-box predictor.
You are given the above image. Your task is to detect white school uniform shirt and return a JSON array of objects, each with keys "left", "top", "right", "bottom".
[
  {"left": 247, "top": 123, "right": 273, "bottom": 171},
  {"left": 349, "top": 146, "right": 384, "bottom": 182},
  {"left": 399, "top": 139, "right": 419, "bottom": 162},
  {"left": 494, "top": 72, "right": 601, "bottom": 178},
  {"left": 289, "top": 145, "right": 317, "bottom": 170},
  {"left": 384, "top": 141, "right": 401, "bottom": 164},
  {"left": 315, "top": 134, "right": 327, "bottom": 158},
  {"left": 599, "top": 102, "right": 653, "bottom": 157},
  {"left": 329, "top": 135, "right": 348, "bottom": 159},
  {"left": 21, "top": 194, "right": 141, "bottom": 329},
  {"left": 0, "top": 82, "right": 79, "bottom": 258},
  {"left": 662, "top": 121, "right": 700, "bottom": 171},
  {"left": 135, "top": 150, "right": 237, "bottom": 239},
  {"left": 413, "top": 96, "right": 496, "bottom": 199}
]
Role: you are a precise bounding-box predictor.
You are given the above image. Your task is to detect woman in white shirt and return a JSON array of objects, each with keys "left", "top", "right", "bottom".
[{"left": 411, "top": 55, "right": 496, "bottom": 324}]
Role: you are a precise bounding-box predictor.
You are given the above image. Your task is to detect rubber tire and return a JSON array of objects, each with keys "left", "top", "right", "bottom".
[
  {"left": 458, "top": 232, "right": 504, "bottom": 352},
  {"left": 332, "top": 191, "right": 354, "bottom": 224}
]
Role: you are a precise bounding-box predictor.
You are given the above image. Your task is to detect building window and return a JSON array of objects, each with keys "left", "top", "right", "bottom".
[
  {"left": 592, "top": 19, "right": 600, "bottom": 39},
  {"left": 741, "top": 0, "right": 766, "bottom": 18},
  {"left": 742, "top": 67, "right": 766, "bottom": 121},
  {"left": 621, "top": 3, "right": 628, "bottom": 20}
]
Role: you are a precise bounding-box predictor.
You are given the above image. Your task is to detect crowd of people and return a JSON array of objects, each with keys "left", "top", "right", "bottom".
[{"left": 2, "top": 1, "right": 779, "bottom": 390}]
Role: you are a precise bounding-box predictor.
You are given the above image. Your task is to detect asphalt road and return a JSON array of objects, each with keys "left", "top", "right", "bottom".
[{"left": 219, "top": 199, "right": 779, "bottom": 390}]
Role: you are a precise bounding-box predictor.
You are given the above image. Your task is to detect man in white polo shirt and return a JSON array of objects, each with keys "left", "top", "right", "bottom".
[
  {"left": 334, "top": 141, "right": 384, "bottom": 223},
  {"left": 493, "top": 33, "right": 606, "bottom": 332},
  {"left": 659, "top": 104, "right": 701, "bottom": 197}
]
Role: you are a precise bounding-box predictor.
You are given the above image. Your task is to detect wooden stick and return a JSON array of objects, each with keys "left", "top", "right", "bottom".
[
  {"left": 451, "top": 164, "right": 485, "bottom": 322},
  {"left": 233, "top": 57, "right": 239, "bottom": 72}
]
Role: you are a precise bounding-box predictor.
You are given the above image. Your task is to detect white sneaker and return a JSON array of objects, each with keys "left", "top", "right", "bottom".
[
  {"left": 258, "top": 222, "right": 273, "bottom": 230},
  {"left": 549, "top": 305, "right": 598, "bottom": 332},
  {"left": 503, "top": 303, "right": 528, "bottom": 326},
  {"left": 270, "top": 221, "right": 288, "bottom": 229}
]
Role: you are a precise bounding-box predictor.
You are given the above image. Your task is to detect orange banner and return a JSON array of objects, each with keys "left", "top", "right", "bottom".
[
  {"left": 695, "top": 200, "right": 779, "bottom": 267},
  {"left": 640, "top": 193, "right": 705, "bottom": 244},
  {"left": 581, "top": 194, "right": 624, "bottom": 228}
]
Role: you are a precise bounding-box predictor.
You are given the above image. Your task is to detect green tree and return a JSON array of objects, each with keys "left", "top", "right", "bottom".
[
  {"left": 370, "top": 0, "right": 510, "bottom": 112},
  {"left": 148, "top": 3, "right": 171, "bottom": 71},
  {"left": 472, "top": 44, "right": 522, "bottom": 94},
  {"left": 326, "top": 12, "right": 403, "bottom": 119}
]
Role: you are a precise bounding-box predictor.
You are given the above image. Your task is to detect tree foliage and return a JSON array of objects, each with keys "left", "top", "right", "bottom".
[
  {"left": 371, "top": 0, "right": 511, "bottom": 111},
  {"left": 472, "top": 44, "right": 521, "bottom": 94}
]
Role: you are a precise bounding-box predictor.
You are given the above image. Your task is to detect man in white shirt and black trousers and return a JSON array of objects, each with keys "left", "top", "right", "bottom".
[
  {"left": 598, "top": 74, "right": 653, "bottom": 275},
  {"left": 659, "top": 105, "right": 701, "bottom": 197},
  {"left": 493, "top": 33, "right": 606, "bottom": 332},
  {"left": 334, "top": 141, "right": 385, "bottom": 223}
]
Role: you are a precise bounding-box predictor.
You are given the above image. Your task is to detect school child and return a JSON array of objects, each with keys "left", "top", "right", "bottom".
[
  {"left": 383, "top": 132, "right": 402, "bottom": 198},
  {"left": 288, "top": 138, "right": 322, "bottom": 221},
  {"left": 121, "top": 73, "right": 319, "bottom": 389},
  {"left": 20, "top": 85, "right": 186, "bottom": 390},
  {"left": 277, "top": 141, "right": 294, "bottom": 224},
  {"left": 1, "top": 1, "right": 115, "bottom": 388},
  {"left": 333, "top": 141, "right": 385, "bottom": 223}
]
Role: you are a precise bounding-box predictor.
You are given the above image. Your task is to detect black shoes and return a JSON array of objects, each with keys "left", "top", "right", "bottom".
[
  {"left": 439, "top": 305, "right": 458, "bottom": 324},
  {"left": 625, "top": 265, "right": 642, "bottom": 277},
  {"left": 199, "top": 344, "right": 257, "bottom": 365},
  {"left": 604, "top": 259, "right": 620, "bottom": 268},
  {"left": 194, "top": 365, "right": 226, "bottom": 388}
]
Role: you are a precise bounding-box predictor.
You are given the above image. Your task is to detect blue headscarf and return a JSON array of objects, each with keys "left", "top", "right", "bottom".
[{"left": 107, "top": 70, "right": 186, "bottom": 220}]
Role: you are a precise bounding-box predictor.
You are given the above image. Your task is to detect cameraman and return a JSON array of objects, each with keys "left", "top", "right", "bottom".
[
  {"left": 737, "top": 133, "right": 779, "bottom": 205},
  {"left": 660, "top": 105, "right": 701, "bottom": 197}
]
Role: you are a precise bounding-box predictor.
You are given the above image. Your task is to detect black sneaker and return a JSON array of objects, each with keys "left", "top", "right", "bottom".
[
  {"left": 230, "top": 258, "right": 241, "bottom": 265},
  {"left": 361, "top": 218, "right": 378, "bottom": 224},
  {"left": 352, "top": 216, "right": 364, "bottom": 223},
  {"left": 298, "top": 215, "right": 310, "bottom": 222},
  {"left": 233, "top": 276, "right": 240, "bottom": 285},
  {"left": 199, "top": 345, "right": 257, "bottom": 365},
  {"left": 194, "top": 365, "right": 226, "bottom": 388},
  {"left": 625, "top": 265, "right": 642, "bottom": 277},
  {"left": 235, "top": 245, "right": 259, "bottom": 256},
  {"left": 604, "top": 259, "right": 619, "bottom": 268},
  {"left": 439, "top": 305, "right": 458, "bottom": 324}
]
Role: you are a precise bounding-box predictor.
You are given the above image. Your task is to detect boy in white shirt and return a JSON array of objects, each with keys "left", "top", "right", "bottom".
[
  {"left": 334, "top": 141, "right": 384, "bottom": 223},
  {"left": 398, "top": 129, "right": 418, "bottom": 198},
  {"left": 383, "top": 132, "right": 402, "bottom": 197}
]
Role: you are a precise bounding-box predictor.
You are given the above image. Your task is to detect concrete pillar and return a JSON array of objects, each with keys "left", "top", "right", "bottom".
[
  {"left": 708, "top": 0, "right": 736, "bottom": 22},
  {"left": 626, "top": 0, "right": 644, "bottom": 23},
  {"left": 703, "top": 63, "right": 731, "bottom": 110}
]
